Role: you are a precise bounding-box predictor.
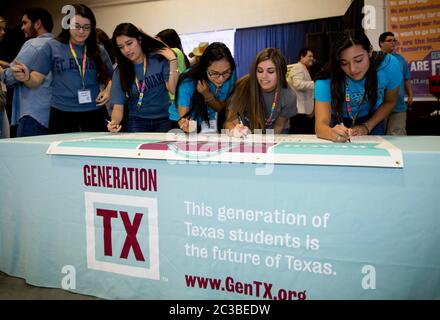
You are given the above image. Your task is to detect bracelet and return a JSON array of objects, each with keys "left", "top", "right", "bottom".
[
  {"left": 169, "top": 58, "right": 177, "bottom": 62},
  {"left": 362, "top": 122, "right": 370, "bottom": 134}
]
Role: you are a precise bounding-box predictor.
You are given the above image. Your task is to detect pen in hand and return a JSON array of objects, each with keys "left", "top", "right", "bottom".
[
  {"left": 237, "top": 112, "right": 244, "bottom": 125},
  {"left": 340, "top": 122, "right": 351, "bottom": 143},
  {"left": 106, "top": 119, "right": 121, "bottom": 132},
  {"left": 235, "top": 112, "right": 248, "bottom": 138}
]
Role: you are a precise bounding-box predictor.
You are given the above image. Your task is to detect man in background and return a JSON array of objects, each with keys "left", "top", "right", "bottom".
[
  {"left": 287, "top": 48, "right": 315, "bottom": 134},
  {"left": 379, "top": 31, "right": 413, "bottom": 135},
  {"left": 1, "top": 8, "right": 53, "bottom": 137}
]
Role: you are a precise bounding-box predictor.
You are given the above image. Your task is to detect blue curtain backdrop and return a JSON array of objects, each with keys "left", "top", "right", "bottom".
[{"left": 234, "top": 17, "right": 343, "bottom": 78}]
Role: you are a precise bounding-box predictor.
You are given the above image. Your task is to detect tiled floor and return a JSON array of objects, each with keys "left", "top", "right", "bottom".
[{"left": 0, "top": 271, "right": 100, "bottom": 300}]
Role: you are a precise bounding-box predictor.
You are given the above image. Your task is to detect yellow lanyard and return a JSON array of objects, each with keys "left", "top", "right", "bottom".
[
  {"left": 134, "top": 56, "right": 147, "bottom": 107},
  {"left": 69, "top": 41, "right": 87, "bottom": 88}
]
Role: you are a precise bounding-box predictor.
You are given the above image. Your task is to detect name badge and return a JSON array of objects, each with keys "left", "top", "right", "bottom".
[
  {"left": 188, "top": 120, "right": 197, "bottom": 133},
  {"left": 200, "top": 119, "right": 218, "bottom": 134},
  {"left": 78, "top": 89, "right": 92, "bottom": 104}
]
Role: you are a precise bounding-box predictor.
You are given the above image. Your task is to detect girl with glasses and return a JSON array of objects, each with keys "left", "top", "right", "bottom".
[
  {"left": 12, "top": 4, "right": 113, "bottom": 133},
  {"left": 224, "top": 48, "right": 297, "bottom": 137},
  {"left": 314, "top": 29, "right": 401, "bottom": 143},
  {"left": 107, "top": 23, "right": 178, "bottom": 133},
  {"left": 169, "top": 42, "right": 237, "bottom": 133}
]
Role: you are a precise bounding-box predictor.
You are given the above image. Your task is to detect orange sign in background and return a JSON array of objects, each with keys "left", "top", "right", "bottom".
[{"left": 387, "top": 0, "right": 440, "bottom": 97}]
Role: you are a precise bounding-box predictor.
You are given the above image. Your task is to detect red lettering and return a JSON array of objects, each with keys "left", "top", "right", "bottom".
[
  {"left": 113, "top": 166, "right": 120, "bottom": 188},
  {"left": 119, "top": 211, "right": 145, "bottom": 261},
  {"left": 97, "top": 166, "right": 105, "bottom": 187},
  {"left": 83, "top": 165, "right": 157, "bottom": 192},
  {"left": 96, "top": 208, "right": 118, "bottom": 256},
  {"left": 90, "top": 165, "right": 97, "bottom": 187},
  {"left": 139, "top": 169, "right": 147, "bottom": 191},
  {"left": 149, "top": 169, "right": 157, "bottom": 192},
  {"left": 105, "top": 166, "right": 112, "bottom": 188},
  {"left": 83, "top": 165, "right": 90, "bottom": 186},
  {"left": 121, "top": 168, "right": 128, "bottom": 189},
  {"left": 127, "top": 168, "right": 134, "bottom": 189}
]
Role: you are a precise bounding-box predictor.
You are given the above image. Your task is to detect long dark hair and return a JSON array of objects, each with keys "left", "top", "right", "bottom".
[
  {"left": 96, "top": 28, "right": 115, "bottom": 64},
  {"left": 175, "top": 42, "right": 235, "bottom": 123},
  {"left": 315, "top": 29, "right": 386, "bottom": 118},
  {"left": 227, "top": 48, "right": 287, "bottom": 130},
  {"left": 57, "top": 3, "right": 109, "bottom": 84},
  {"left": 156, "top": 28, "right": 190, "bottom": 68},
  {"left": 112, "top": 23, "right": 167, "bottom": 94}
]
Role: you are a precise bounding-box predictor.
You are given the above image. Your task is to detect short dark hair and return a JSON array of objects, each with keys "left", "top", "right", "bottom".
[
  {"left": 378, "top": 32, "right": 394, "bottom": 47},
  {"left": 298, "top": 47, "right": 313, "bottom": 61},
  {"left": 22, "top": 7, "right": 53, "bottom": 33}
]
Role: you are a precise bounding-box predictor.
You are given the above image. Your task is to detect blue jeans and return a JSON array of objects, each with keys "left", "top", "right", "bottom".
[
  {"left": 127, "top": 116, "right": 172, "bottom": 133},
  {"left": 16, "top": 116, "right": 49, "bottom": 137}
]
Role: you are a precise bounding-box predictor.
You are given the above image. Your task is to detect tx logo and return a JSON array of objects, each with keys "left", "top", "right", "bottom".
[
  {"left": 97, "top": 209, "right": 146, "bottom": 261},
  {"left": 84, "top": 192, "right": 160, "bottom": 279}
]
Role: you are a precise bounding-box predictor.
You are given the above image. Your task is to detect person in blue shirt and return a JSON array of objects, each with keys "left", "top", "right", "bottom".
[
  {"left": 170, "top": 42, "right": 237, "bottom": 133},
  {"left": 314, "top": 29, "right": 401, "bottom": 143},
  {"left": 224, "top": 48, "right": 297, "bottom": 137},
  {"left": 379, "top": 31, "right": 413, "bottom": 136},
  {"left": 2, "top": 8, "right": 53, "bottom": 137},
  {"left": 107, "top": 23, "right": 178, "bottom": 133},
  {"left": 12, "top": 4, "right": 113, "bottom": 134}
]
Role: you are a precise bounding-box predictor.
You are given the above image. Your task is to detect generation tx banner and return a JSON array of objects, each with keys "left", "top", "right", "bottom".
[
  {"left": 1, "top": 133, "right": 439, "bottom": 300},
  {"left": 386, "top": 0, "right": 440, "bottom": 98}
]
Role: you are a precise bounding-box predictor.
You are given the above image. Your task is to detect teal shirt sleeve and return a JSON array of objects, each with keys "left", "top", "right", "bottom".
[
  {"left": 385, "top": 55, "right": 402, "bottom": 91},
  {"left": 314, "top": 79, "right": 332, "bottom": 102},
  {"left": 176, "top": 79, "right": 195, "bottom": 109},
  {"left": 402, "top": 58, "right": 411, "bottom": 81}
]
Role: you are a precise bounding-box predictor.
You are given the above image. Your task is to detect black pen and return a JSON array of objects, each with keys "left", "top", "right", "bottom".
[
  {"left": 237, "top": 112, "right": 244, "bottom": 125},
  {"left": 236, "top": 112, "right": 248, "bottom": 138}
]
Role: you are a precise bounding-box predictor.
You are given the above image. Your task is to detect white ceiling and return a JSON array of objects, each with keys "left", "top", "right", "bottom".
[{"left": 81, "top": 0, "right": 161, "bottom": 9}]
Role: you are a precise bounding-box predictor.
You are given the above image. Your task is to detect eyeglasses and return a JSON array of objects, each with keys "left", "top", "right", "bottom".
[
  {"left": 72, "top": 24, "right": 91, "bottom": 31},
  {"left": 207, "top": 69, "right": 231, "bottom": 79},
  {"left": 383, "top": 39, "right": 398, "bottom": 43}
]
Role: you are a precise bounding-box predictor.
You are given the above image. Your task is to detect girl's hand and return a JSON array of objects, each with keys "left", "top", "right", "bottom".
[
  {"left": 196, "top": 80, "right": 210, "bottom": 97},
  {"left": 11, "top": 60, "right": 30, "bottom": 82},
  {"left": 332, "top": 123, "right": 350, "bottom": 142},
  {"left": 178, "top": 117, "right": 197, "bottom": 133},
  {"left": 96, "top": 89, "right": 110, "bottom": 106},
  {"left": 157, "top": 47, "right": 176, "bottom": 61},
  {"left": 107, "top": 120, "right": 122, "bottom": 133},
  {"left": 229, "top": 123, "right": 249, "bottom": 138},
  {"left": 348, "top": 124, "right": 369, "bottom": 136}
]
